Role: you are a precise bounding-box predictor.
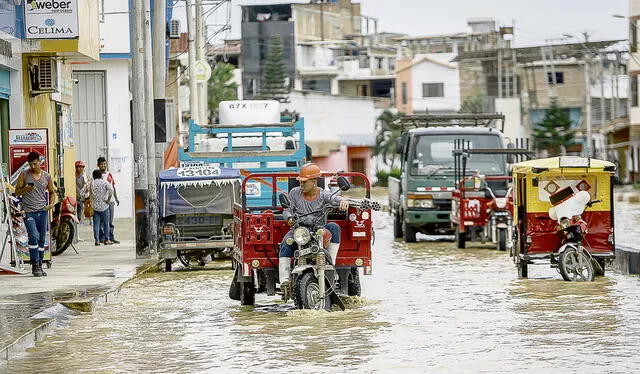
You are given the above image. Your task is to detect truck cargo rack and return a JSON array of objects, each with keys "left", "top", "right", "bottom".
[
  {"left": 394, "top": 113, "right": 505, "bottom": 132},
  {"left": 178, "top": 118, "right": 306, "bottom": 172},
  {"left": 452, "top": 138, "right": 535, "bottom": 188}
]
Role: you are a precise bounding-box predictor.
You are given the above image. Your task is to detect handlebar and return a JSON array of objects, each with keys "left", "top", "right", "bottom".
[{"left": 586, "top": 199, "right": 602, "bottom": 208}]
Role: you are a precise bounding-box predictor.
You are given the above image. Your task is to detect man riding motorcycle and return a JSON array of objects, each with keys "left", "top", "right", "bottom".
[{"left": 279, "top": 163, "right": 349, "bottom": 297}]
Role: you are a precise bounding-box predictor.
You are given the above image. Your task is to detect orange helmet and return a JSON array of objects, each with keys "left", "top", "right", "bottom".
[
  {"left": 296, "top": 163, "right": 322, "bottom": 181},
  {"left": 75, "top": 160, "right": 85, "bottom": 168}
]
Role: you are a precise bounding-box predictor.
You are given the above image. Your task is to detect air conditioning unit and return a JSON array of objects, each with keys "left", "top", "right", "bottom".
[
  {"left": 169, "top": 19, "right": 180, "bottom": 39},
  {"left": 29, "top": 57, "right": 58, "bottom": 95}
]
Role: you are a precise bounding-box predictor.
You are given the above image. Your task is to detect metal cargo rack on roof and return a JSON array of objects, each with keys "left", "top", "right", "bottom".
[
  {"left": 393, "top": 113, "right": 506, "bottom": 132},
  {"left": 178, "top": 118, "right": 306, "bottom": 171}
]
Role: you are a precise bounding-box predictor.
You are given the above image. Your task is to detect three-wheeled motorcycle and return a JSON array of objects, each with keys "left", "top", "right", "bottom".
[
  {"left": 451, "top": 142, "right": 534, "bottom": 250},
  {"left": 158, "top": 165, "right": 241, "bottom": 271},
  {"left": 229, "top": 171, "right": 377, "bottom": 310},
  {"left": 511, "top": 156, "right": 616, "bottom": 281}
]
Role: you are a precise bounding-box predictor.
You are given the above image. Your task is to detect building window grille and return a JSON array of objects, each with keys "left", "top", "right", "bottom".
[{"left": 422, "top": 83, "right": 444, "bottom": 98}]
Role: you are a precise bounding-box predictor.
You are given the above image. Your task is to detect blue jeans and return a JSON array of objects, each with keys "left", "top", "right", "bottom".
[
  {"left": 25, "top": 211, "right": 48, "bottom": 263},
  {"left": 93, "top": 209, "right": 110, "bottom": 243},
  {"left": 99, "top": 203, "right": 115, "bottom": 241},
  {"left": 279, "top": 222, "right": 340, "bottom": 257}
]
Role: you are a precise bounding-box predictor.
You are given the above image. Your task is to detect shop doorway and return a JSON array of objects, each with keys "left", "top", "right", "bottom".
[{"left": 72, "top": 71, "right": 107, "bottom": 169}]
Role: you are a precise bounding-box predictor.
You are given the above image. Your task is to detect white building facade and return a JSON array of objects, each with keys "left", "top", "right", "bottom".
[{"left": 72, "top": 0, "right": 133, "bottom": 218}]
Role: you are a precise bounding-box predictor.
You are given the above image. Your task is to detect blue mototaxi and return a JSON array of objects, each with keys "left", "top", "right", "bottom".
[{"left": 158, "top": 165, "right": 241, "bottom": 271}]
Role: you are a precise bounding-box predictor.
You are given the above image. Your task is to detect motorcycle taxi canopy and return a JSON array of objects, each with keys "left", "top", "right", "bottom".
[{"left": 158, "top": 166, "right": 241, "bottom": 216}]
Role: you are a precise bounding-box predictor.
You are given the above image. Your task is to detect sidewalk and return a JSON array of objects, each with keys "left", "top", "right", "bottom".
[{"left": 0, "top": 218, "right": 159, "bottom": 362}]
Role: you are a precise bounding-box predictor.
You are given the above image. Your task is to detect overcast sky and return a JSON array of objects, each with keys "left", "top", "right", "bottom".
[{"left": 179, "top": 0, "right": 630, "bottom": 47}]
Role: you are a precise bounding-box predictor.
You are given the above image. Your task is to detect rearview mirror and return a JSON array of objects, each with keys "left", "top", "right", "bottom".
[
  {"left": 395, "top": 138, "right": 403, "bottom": 154},
  {"left": 279, "top": 193, "right": 290, "bottom": 208},
  {"left": 337, "top": 176, "right": 350, "bottom": 191}
]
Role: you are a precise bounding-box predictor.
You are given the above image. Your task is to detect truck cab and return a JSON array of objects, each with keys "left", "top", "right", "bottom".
[{"left": 388, "top": 114, "right": 507, "bottom": 242}]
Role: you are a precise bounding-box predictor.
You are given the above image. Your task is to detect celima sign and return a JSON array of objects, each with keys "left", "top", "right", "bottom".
[{"left": 25, "top": 0, "right": 78, "bottom": 39}]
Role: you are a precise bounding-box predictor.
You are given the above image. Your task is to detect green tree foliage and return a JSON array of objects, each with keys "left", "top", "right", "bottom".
[
  {"left": 459, "top": 93, "right": 485, "bottom": 113},
  {"left": 257, "top": 35, "right": 290, "bottom": 102},
  {"left": 532, "top": 99, "right": 576, "bottom": 155},
  {"left": 374, "top": 110, "right": 405, "bottom": 168},
  {"left": 207, "top": 62, "right": 238, "bottom": 120}
]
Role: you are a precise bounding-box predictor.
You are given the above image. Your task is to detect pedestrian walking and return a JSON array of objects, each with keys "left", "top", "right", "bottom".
[
  {"left": 97, "top": 156, "right": 120, "bottom": 244},
  {"left": 14, "top": 151, "right": 56, "bottom": 277},
  {"left": 90, "top": 169, "right": 113, "bottom": 246}
]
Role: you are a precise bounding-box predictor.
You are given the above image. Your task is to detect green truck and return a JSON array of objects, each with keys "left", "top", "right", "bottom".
[{"left": 388, "top": 114, "right": 507, "bottom": 242}]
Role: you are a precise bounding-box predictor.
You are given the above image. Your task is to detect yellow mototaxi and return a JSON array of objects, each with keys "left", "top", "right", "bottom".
[{"left": 511, "top": 156, "right": 616, "bottom": 279}]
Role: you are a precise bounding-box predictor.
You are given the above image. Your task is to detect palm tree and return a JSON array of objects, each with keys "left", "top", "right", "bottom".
[{"left": 374, "top": 110, "right": 404, "bottom": 169}]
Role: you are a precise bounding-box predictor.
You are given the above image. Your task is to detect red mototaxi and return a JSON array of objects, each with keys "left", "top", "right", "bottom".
[
  {"left": 451, "top": 175, "right": 514, "bottom": 243},
  {"left": 230, "top": 171, "right": 374, "bottom": 305}
]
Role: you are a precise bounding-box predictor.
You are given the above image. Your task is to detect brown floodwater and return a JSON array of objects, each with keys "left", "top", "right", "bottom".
[{"left": 3, "top": 201, "right": 640, "bottom": 373}]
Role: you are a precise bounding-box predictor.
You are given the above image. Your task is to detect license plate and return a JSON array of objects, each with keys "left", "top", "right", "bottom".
[{"left": 176, "top": 215, "right": 221, "bottom": 226}]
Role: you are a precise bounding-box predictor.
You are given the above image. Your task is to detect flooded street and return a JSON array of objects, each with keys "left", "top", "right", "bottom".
[{"left": 4, "top": 202, "right": 640, "bottom": 373}]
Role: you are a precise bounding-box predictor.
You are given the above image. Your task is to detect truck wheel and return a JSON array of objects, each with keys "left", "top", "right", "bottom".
[
  {"left": 164, "top": 259, "right": 172, "bottom": 272},
  {"left": 393, "top": 212, "right": 403, "bottom": 238},
  {"left": 455, "top": 225, "right": 466, "bottom": 249},
  {"left": 403, "top": 221, "right": 417, "bottom": 243},
  {"left": 498, "top": 228, "right": 507, "bottom": 252}
]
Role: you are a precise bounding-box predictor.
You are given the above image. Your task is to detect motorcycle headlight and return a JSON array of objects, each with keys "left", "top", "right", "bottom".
[
  {"left": 293, "top": 227, "right": 311, "bottom": 245},
  {"left": 495, "top": 198, "right": 507, "bottom": 209}
]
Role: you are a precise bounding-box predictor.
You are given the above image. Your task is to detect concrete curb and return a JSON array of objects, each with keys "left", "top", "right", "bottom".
[
  {"left": 614, "top": 246, "right": 640, "bottom": 275},
  {"left": 0, "top": 259, "right": 162, "bottom": 362}
]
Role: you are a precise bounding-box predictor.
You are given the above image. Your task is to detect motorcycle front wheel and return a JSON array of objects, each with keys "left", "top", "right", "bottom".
[
  {"left": 559, "top": 247, "right": 595, "bottom": 282},
  {"left": 51, "top": 219, "right": 74, "bottom": 256},
  {"left": 293, "top": 272, "right": 332, "bottom": 311}
]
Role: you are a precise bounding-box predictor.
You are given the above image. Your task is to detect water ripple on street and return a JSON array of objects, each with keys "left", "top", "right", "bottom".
[{"left": 3, "top": 203, "right": 640, "bottom": 373}]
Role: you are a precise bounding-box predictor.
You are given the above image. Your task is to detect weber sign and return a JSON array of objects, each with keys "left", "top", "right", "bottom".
[{"left": 25, "top": 0, "right": 78, "bottom": 39}]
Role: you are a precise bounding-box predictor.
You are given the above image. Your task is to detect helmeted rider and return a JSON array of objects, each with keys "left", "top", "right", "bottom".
[{"left": 279, "top": 163, "right": 349, "bottom": 295}]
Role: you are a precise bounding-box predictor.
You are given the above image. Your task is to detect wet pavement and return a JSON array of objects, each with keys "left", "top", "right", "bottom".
[
  {"left": 2, "top": 197, "right": 640, "bottom": 373},
  {"left": 0, "top": 219, "right": 154, "bottom": 361}
]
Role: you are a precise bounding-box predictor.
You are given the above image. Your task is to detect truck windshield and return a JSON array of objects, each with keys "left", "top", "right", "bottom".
[{"left": 411, "top": 134, "right": 505, "bottom": 176}]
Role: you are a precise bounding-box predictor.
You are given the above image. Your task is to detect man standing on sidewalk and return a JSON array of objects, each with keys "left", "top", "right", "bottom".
[
  {"left": 97, "top": 157, "right": 120, "bottom": 244},
  {"left": 14, "top": 151, "right": 56, "bottom": 277}
]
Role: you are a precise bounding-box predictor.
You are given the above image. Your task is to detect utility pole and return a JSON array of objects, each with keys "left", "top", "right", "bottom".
[
  {"left": 131, "top": 0, "right": 149, "bottom": 258},
  {"left": 599, "top": 53, "right": 606, "bottom": 159},
  {"left": 196, "top": 0, "right": 207, "bottom": 125},
  {"left": 584, "top": 53, "right": 593, "bottom": 158},
  {"left": 143, "top": 0, "right": 158, "bottom": 253},
  {"left": 153, "top": 0, "right": 166, "bottom": 98},
  {"left": 186, "top": 0, "right": 199, "bottom": 125}
]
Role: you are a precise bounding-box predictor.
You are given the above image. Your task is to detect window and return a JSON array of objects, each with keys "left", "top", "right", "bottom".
[
  {"left": 632, "top": 76, "right": 638, "bottom": 108},
  {"left": 401, "top": 82, "right": 408, "bottom": 105},
  {"left": 302, "top": 79, "right": 331, "bottom": 93},
  {"left": 422, "top": 83, "right": 444, "bottom": 98},
  {"left": 547, "top": 72, "right": 564, "bottom": 85}
]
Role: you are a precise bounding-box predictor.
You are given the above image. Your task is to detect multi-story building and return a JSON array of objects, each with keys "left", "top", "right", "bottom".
[
  {"left": 239, "top": 0, "right": 386, "bottom": 178},
  {"left": 13, "top": 0, "right": 101, "bottom": 195},
  {"left": 69, "top": 0, "right": 173, "bottom": 218},
  {"left": 0, "top": 3, "right": 24, "bottom": 169},
  {"left": 394, "top": 19, "right": 506, "bottom": 115},
  {"left": 623, "top": 0, "right": 640, "bottom": 183}
]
